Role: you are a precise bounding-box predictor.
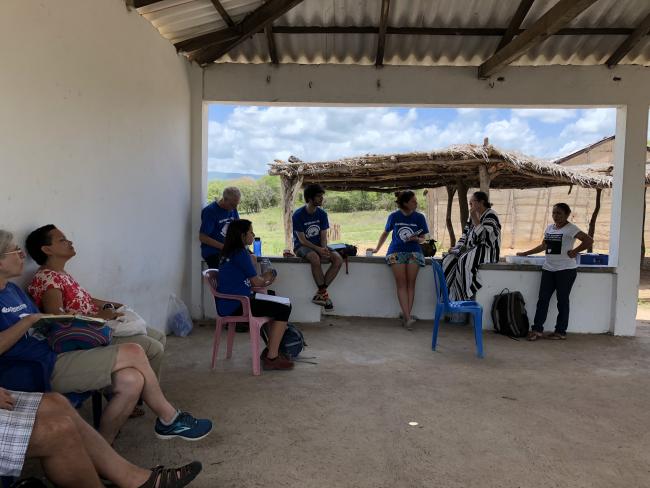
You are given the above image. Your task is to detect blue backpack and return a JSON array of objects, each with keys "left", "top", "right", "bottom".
[{"left": 261, "top": 323, "right": 305, "bottom": 359}]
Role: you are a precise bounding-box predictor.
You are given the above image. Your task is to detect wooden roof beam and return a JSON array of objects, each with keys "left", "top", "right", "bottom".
[
  {"left": 606, "top": 11, "right": 650, "bottom": 67},
  {"left": 211, "top": 0, "right": 235, "bottom": 27},
  {"left": 496, "top": 0, "right": 535, "bottom": 52},
  {"left": 132, "top": 0, "right": 164, "bottom": 8},
  {"left": 192, "top": 0, "right": 305, "bottom": 65},
  {"left": 265, "top": 25, "right": 279, "bottom": 64},
  {"left": 375, "top": 0, "right": 391, "bottom": 66},
  {"left": 478, "top": 0, "right": 600, "bottom": 79}
]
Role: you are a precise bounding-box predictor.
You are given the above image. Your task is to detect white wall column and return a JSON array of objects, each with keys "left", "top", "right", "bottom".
[
  {"left": 609, "top": 104, "right": 649, "bottom": 336},
  {"left": 189, "top": 65, "right": 208, "bottom": 318}
]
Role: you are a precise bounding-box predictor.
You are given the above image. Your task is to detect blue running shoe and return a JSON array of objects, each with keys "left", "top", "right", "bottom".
[{"left": 154, "top": 411, "right": 213, "bottom": 441}]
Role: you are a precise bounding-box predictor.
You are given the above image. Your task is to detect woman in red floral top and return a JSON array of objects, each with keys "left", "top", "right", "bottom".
[{"left": 26, "top": 225, "right": 166, "bottom": 379}]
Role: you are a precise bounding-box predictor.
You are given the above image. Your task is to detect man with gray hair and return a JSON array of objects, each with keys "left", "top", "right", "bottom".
[{"left": 199, "top": 186, "right": 241, "bottom": 268}]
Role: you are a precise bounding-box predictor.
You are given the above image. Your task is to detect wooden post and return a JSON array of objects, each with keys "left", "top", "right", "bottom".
[
  {"left": 425, "top": 188, "right": 436, "bottom": 238},
  {"left": 479, "top": 164, "right": 490, "bottom": 198},
  {"left": 587, "top": 188, "right": 602, "bottom": 253},
  {"left": 445, "top": 185, "right": 457, "bottom": 247},
  {"left": 510, "top": 190, "right": 517, "bottom": 249},
  {"left": 529, "top": 189, "right": 542, "bottom": 241},
  {"left": 457, "top": 180, "right": 469, "bottom": 230},
  {"left": 280, "top": 175, "right": 303, "bottom": 251}
]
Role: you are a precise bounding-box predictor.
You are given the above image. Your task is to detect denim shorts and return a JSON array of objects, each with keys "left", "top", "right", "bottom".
[{"left": 385, "top": 252, "right": 426, "bottom": 267}]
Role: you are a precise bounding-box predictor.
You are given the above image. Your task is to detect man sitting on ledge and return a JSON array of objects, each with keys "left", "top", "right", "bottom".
[{"left": 292, "top": 184, "right": 343, "bottom": 311}]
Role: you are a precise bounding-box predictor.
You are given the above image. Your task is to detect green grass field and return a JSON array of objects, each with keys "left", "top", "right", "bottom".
[{"left": 241, "top": 207, "right": 390, "bottom": 256}]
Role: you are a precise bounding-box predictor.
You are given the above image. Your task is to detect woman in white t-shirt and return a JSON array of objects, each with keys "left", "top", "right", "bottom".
[{"left": 517, "top": 203, "right": 593, "bottom": 341}]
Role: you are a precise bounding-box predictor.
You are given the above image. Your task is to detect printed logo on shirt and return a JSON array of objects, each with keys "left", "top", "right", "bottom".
[
  {"left": 545, "top": 233, "right": 563, "bottom": 255},
  {"left": 305, "top": 224, "right": 320, "bottom": 239},
  {"left": 1, "top": 303, "right": 28, "bottom": 314},
  {"left": 397, "top": 226, "right": 417, "bottom": 243},
  {"left": 221, "top": 221, "right": 231, "bottom": 237}
]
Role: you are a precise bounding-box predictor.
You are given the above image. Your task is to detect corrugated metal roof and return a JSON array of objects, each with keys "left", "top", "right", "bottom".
[{"left": 134, "top": 0, "right": 650, "bottom": 66}]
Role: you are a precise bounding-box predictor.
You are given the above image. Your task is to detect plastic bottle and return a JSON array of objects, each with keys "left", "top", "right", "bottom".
[{"left": 253, "top": 237, "right": 262, "bottom": 257}]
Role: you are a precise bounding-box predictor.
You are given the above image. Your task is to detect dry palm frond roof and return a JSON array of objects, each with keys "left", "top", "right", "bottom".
[{"left": 268, "top": 144, "right": 613, "bottom": 192}]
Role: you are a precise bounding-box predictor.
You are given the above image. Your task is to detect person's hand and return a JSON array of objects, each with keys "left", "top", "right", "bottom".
[
  {"left": 318, "top": 247, "right": 330, "bottom": 258},
  {"left": 567, "top": 249, "right": 578, "bottom": 258},
  {"left": 366, "top": 248, "right": 376, "bottom": 255},
  {"left": 97, "top": 309, "right": 124, "bottom": 321},
  {"left": 262, "top": 270, "right": 275, "bottom": 283},
  {"left": 0, "top": 388, "right": 15, "bottom": 411}
]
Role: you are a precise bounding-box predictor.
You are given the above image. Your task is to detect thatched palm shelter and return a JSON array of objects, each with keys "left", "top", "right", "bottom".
[{"left": 269, "top": 143, "right": 612, "bottom": 250}]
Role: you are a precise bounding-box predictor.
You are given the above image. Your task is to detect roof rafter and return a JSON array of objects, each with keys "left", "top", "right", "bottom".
[
  {"left": 375, "top": 0, "right": 391, "bottom": 66},
  {"left": 210, "top": 0, "right": 235, "bottom": 27},
  {"left": 496, "top": 0, "right": 535, "bottom": 52},
  {"left": 265, "top": 25, "right": 279, "bottom": 64},
  {"left": 191, "top": 0, "right": 305, "bottom": 65},
  {"left": 606, "top": 11, "right": 650, "bottom": 67},
  {"left": 478, "top": 0, "right": 600, "bottom": 79}
]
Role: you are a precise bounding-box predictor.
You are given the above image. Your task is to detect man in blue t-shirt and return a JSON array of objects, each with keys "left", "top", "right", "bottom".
[
  {"left": 292, "top": 184, "right": 342, "bottom": 311},
  {"left": 199, "top": 186, "right": 241, "bottom": 268}
]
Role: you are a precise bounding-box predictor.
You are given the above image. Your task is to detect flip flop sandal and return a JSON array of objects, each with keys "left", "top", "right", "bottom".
[
  {"left": 138, "top": 462, "right": 202, "bottom": 488},
  {"left": 527, "top": 331, "right": 543, "bottom": 341},
  {"left": 546, "top": 333, "right": 567, "bottom": 340}
]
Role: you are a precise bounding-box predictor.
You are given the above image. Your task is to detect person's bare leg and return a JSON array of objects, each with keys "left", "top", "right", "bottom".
[
  {"left": 112, "top": 343, "right": 177, "bottom": 423},
  {"left": 266, "top": 321, "right": 288, "bottom": 358},
  {"left": 38, "top": 393, "right": 150, "bottom": 487},
  {"left": 27, "top": 401, "right": 103, "bottom": 488},
  {"left": 305, "top": 251, "right": 325, "bottom": 288},
  {"left": 99, "top": 367, "right": 144, "bottom": 443},
  {"left": 324, "top": 252, "right": 343, "bottom": 286},
  {"left": 391, "top": 264, "right": 410, "bottom": 320},
  {"left": 405, "top": 264, "right": 420, "bottom": 315}
]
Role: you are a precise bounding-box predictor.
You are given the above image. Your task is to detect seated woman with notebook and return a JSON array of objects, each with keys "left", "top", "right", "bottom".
[
  {"left": 218, "top": 219, "right": 294, "bottom": 371},
  {"left": 25, "top": 225, "right": 166, "bottom": 379}
]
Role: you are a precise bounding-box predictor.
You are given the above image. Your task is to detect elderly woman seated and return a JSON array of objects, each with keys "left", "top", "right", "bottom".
[
  {"left": 25, "top": 225, "right": 165, "bottom": 379},
  {"left": 0, "top": 229, "right": 212, "bottom": 444}
]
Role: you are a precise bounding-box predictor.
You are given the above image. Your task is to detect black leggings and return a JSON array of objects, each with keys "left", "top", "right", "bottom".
[{"left": 233, "top": 296, "right": 292, "bottom": 322}]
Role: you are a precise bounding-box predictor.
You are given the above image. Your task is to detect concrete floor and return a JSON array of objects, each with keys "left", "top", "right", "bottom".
[{"left": 97, "top": 318, "right": 650, "bottom": 487}]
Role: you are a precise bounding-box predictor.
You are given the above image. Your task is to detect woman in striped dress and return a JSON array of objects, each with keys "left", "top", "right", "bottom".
[{"left": 442, "top": 191, "right": 501, "bottom": 301}]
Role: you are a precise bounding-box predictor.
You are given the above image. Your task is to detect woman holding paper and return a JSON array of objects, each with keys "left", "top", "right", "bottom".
[
  {"left": 368, "top": 191, "right": 428, "bottom": 330},
  {"left": 218, "top": 219, "right": 294, "bottom": 371}
]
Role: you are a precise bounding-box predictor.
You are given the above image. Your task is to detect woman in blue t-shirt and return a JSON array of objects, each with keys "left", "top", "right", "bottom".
[
  {"left": 368, "top": 191, "right": 429, "bottom": 330},
  {"left": 218, "top": 219, "right": 294, "bottom": 371}
]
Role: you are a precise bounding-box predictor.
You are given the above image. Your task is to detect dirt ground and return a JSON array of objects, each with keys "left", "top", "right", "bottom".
[{"left": 62, "top": 318, "right": 650, "bottom": 488}]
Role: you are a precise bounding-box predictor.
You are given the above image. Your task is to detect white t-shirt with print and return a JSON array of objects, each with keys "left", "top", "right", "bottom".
[{"left": 542, "top": 222, "right": 581, "bottom": 272}]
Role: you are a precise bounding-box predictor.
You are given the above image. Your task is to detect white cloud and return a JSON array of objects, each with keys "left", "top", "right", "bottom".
[
  {"left": 511, "top": 108, "right": 578, "bottom": 123},
  {"left": 207, "top": 106, "right": 634, "bottom": 173}
]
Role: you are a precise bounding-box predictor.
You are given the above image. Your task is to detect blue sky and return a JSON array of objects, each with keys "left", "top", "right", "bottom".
[{"left": 208, "top": 105, "right": 647, "bottom": 175}]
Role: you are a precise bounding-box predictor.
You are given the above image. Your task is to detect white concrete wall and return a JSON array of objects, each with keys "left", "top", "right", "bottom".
[
  {"left": 203, "top": 259, "right": 436, "bottom": 323},
  {"left": 202, "top": 260, "right": 613, "bottom": 333},
  {"left": 1, "top": 1, "right": 191, "bottom": 331},
  {"left": 476, "top": 268, "right": 614, "bottom": 334}
]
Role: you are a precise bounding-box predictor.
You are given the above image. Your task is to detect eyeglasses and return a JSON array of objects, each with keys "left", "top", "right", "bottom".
[{"left": 1, "top": 247, "right": 25, "bottom": 257}]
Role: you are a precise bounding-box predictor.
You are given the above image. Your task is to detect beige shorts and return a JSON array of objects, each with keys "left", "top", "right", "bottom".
[{"left": 50, "top": 345, "right": 119, "bottom": 393}]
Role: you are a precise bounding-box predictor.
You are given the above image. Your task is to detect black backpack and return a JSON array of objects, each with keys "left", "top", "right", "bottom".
[
  {"left": 491, "top": 289, "right": 530, "bottom": 338},
  {"left": 260, "top": 323, "right": 306, "bottom": 359}
]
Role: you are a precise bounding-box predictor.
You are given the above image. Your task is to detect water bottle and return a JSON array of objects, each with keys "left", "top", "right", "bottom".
[{"left": 253, "top": 237, "right": 262, "bottom": 257}]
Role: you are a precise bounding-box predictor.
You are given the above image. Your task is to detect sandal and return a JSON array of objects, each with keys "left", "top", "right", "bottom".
[
  {"left": 129, "top": 405, "right": 146, "bottom": 418},
  {"left": 138, "top": 462, "right": 202, "bottom": 488},
  {"left": 527, "top": 331, "right": 543, "bottom": 341},
  {"left": 546, "top": 332, "right": 567, "bottom": 340}
]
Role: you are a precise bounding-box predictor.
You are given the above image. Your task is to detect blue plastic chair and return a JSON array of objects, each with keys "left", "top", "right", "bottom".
[{"left": 432, "top": 260, "right": 484, "bottom": 358}]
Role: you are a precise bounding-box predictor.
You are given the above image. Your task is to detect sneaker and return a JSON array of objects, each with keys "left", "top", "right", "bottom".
[
  {"left": 262, "top": 354, "right": 294, "bottom": 370},
  {"left": 323, "top": 298, "right": 334, "bottom": 312},
  {"left": 399, "top": 312, "right": 418, "bottom": 321},
  {"left": 404, "top": 318, "right": 417, "bottom": 331},
  {"left": 155, "top": 411, "right": 213, "bottom": 441},
  {"left": 312, "top": 292, "right": 328, "bottom": 306}
]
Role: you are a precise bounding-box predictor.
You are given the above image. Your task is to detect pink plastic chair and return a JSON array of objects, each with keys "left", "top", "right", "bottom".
[{"left": 203, "top": 269, "right": 272, "bottom": 376}]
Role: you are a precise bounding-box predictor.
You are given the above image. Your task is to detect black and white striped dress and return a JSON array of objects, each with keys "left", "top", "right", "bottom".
[{"left": 442, "top": 209, "right": 501, "bottom": 301}]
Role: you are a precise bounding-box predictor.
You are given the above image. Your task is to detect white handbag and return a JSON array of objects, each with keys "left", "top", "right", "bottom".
[{"left": 107, "top": 307, "right": 148, "bottom": 337}]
